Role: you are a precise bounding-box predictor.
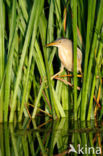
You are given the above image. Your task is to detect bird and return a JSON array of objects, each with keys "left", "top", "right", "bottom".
[{"left": 46, "top": 38, "right": 82, "bottom": 80}]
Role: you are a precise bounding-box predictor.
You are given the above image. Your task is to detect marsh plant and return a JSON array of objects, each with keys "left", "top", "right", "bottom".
[{"left": 0, "top": 0, "right": 103, "bottom": 122}]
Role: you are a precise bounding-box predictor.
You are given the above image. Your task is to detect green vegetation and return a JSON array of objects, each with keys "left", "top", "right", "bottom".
[{"left": 0, "top": 0, "right": 103, "bottom": 122}]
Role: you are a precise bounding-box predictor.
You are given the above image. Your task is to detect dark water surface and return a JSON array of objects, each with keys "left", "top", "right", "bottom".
[{"left": 0, "top": 118, "right": 103, "bottom": 156}]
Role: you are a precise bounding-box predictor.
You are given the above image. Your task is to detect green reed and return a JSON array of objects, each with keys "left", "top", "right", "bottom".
[{"left": 0, "top": 0, "right": 103, "bottom": 122}]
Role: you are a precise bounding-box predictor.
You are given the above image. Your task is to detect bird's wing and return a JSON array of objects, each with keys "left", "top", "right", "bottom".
[{"left": 77, "top": 47, "right": 82, "bottom": 64}]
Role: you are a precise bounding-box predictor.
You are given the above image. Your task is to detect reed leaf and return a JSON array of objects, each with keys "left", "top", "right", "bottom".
[
  {"left": 4, "top": 0, "right": 16, "bottom": 122},
  {"left": 0, "top": 0, "right": 5, "bottom": 122},
  {"left": 32, "top": 80, "right": 45, "bottom": 118},
  {"left": 72, "top": 0, "right": 77, "bottom": 120},
  {"left": 52, "top": 86, "right": 65, "bottom": 118},
  {"left": 18, "top": 0, "right": 28, "bottom": 22},
  {"left": 62, "top": 71, "right": 69, "bottom": 111}
]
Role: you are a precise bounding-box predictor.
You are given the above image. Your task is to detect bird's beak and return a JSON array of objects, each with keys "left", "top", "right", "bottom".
[{"left": 45, "top": 41, "right": 57, "bottom": 47}]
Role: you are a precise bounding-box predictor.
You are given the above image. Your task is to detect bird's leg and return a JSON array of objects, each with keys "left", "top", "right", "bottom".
[
  {"left": 51, "top": 64, "right": 64, "bottom": 80},
  {"left": 67, "top": 71, "right": 71, "bottom": 83}
]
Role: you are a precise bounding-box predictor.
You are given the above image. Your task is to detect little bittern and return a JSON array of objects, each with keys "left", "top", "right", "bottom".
[{"left": 46, "top": 38, "right": 82, "bottom": 79}]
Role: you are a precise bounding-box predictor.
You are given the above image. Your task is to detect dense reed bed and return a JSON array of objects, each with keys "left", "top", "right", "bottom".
[{"left": 0, "top": 0, "right": 103, "bottom": 122}]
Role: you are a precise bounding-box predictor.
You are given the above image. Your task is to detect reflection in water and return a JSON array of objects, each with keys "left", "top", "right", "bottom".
[{"left": 0, "top": 118, "right": 103, "bottom": 156}]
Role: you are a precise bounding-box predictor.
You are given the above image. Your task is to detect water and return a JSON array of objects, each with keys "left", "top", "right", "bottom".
[{"left": 0, "top": 118, "right": 102, "bottom": 156}]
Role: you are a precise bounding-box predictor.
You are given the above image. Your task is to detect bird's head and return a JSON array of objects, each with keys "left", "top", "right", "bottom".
[{"left": 46, "top": 38, "right": 68, "bottom": 48}]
